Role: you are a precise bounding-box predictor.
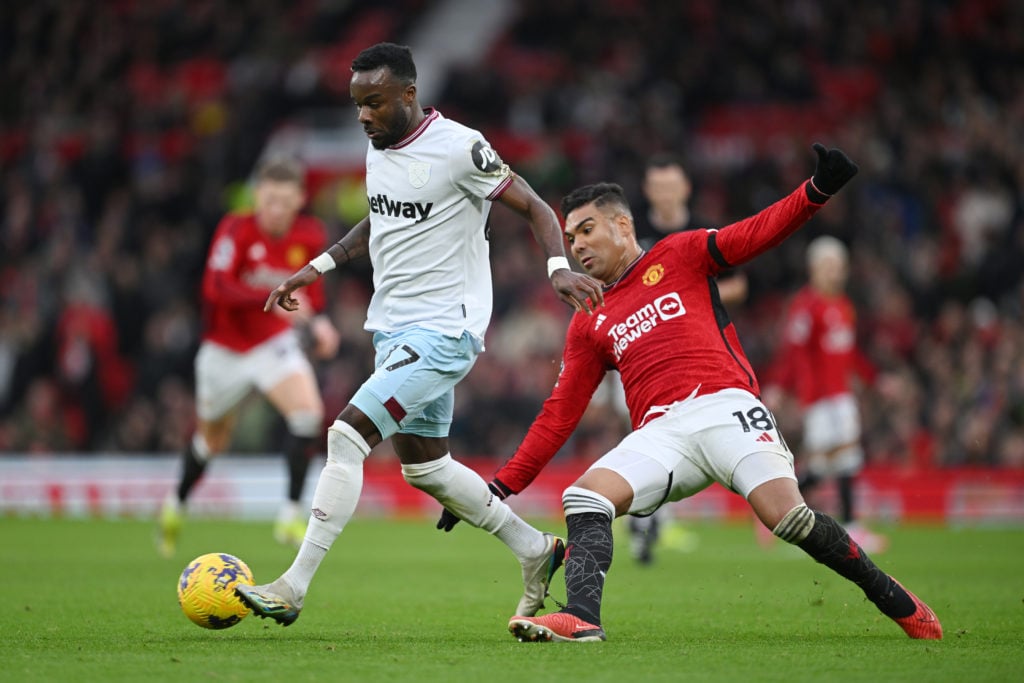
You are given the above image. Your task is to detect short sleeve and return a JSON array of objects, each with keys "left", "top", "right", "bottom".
[{"left": 449, "top": 132, "right": 513, "bottom": 200}]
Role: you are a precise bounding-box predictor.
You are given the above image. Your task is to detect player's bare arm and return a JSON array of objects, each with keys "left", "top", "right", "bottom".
[
  {"left": 498, "top": 176, "right": 605, "bottom": 314},
  {"left": 264, "top": 217, "right": 371, "bottom": 313}
]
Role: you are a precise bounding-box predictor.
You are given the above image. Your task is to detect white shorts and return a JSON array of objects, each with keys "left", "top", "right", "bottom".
[
  {"left": 588, "top": 388, "right": 797, "bottom": 516},
  {"left": 195, "top": 330, "right": 315, "bottom": 421},
  {"left": 803, "top": 393, "right": 861, "bottom": 452},
  {"left": 802, "top": 393, "right": 864, "bottom": 477}
]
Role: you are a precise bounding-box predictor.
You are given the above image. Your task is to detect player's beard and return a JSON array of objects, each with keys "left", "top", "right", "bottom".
[{"left": 371, "top": 108, "right": 411, "bottom": 150}]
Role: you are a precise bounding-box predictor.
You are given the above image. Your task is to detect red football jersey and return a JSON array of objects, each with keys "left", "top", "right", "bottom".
[
  {"left": 773, "top": 286, "right": 874, "bottom": 406},
  {"left": 495, "top": 183, "right": 824, "bottom": 494},
  {"left": 201, "top": 212, "right": 327, "bottom": 351}
]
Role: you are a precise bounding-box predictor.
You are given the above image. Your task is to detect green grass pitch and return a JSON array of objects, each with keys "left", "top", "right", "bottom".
[{"left": 1, "top": 515, "right": 1022, "bottom": 682}]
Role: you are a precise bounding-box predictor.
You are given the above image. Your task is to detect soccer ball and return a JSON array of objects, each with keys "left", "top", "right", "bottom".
[{"left": 177, "top": 552, "right": 255, "bottom": 629}]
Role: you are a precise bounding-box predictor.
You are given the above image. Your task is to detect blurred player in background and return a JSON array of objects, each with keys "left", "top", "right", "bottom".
[
  {"left": 633, "top": 153, "right": 747, "bottom": 305},
  {"left": 483, "top": 145, "right": 940, "bottom": 643},
  {"left": 157, "top": 158, "right": 340, "bottom": 557},
  {"left": 764, "top": 236, "right": 887, "bottom": 553},
  {"left": 235, "top": 42, "right": 605, "bottom": 627},
  {"left": 623, "top": 153, "right": 748, "bottom": 564}
]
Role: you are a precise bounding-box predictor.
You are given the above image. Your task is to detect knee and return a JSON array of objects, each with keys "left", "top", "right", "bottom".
[
  {"left": 772, "top": 503, "right": 816, "bottom": 544},
  {"left": 194, "top": 431, "right": 224, "bottom": 458},
  {"left": 400, "top": 454, "right": 451, "bottom": 492},
  {"left": 746, "top": 477, "right": 804, "bottom": 529},
  {"left": 573, "top": 467, "right": 634, "bottom": 516},
  {"left": 285, "top": 409, "right": 323, "bottom": 439},
  {"left": 562, "top": 486, "right": 616, "bottom": 520},
  {"left": 327, "top": 419, "right": 371, "bottom": 466}
]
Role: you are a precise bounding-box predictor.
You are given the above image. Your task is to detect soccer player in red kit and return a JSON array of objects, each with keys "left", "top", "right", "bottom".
[
  {"left": 479, "top": 144, "right": 940, "bottom": 642},
  {"left": 768, "top": 235, "right": 887, "bottom": 553},
  {"left": 158, "top": 158, "right": 340, "bottom": 556}
]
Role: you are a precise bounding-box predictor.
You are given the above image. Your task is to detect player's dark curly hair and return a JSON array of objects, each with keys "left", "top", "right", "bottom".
[
  {"left": 560, "top": 182, "right": 633, "bottom": 219},
  {"left": 351, "top": 43, "right": 417, "bottom": 85}
]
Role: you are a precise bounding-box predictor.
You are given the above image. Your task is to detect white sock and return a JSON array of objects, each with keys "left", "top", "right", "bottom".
[
  {"left": 280, "top": 420, "right": 369, "bottom": 597},
  {"left": 496, "top": 513, "right": 548, "bottom": 562},
  {"left": 279, "top": 540, "right": 328, "bottom": 601},
  {"left": 401, "top": 454, "right": 546, "bottom": 560}
]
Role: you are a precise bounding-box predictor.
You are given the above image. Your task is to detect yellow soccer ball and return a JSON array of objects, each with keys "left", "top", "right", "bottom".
[{"left": 177, "top": 553, "right": 254, "bottom": 629}]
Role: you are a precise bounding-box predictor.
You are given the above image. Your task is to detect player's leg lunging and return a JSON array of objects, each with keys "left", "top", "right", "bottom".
[
  {"left": 774, "top": 503, "right": 942, "bottom": 639},
  {"left": 402, "top": 452, "right": 563, "bottom": 617}
]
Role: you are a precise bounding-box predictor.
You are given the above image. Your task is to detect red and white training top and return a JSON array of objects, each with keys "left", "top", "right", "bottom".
[
  {"left": 201, "top": 212, "right": 328, "bottom": 352},
  {"left": 494, "top": 183, "right": 825, "bottom": 494}
]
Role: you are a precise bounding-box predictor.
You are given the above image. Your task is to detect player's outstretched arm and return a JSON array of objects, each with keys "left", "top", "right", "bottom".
[
  {"left": 711, "top": 144, "right": 859, "bottom": 268},
  {"left": 498, "top": 176, "right": 604, "bottom": 314},
  {"left": 264, "top": 217, "right": 370, "bottom": 312}
]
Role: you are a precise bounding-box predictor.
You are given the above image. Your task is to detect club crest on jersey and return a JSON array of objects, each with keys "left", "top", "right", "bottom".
[
  {"left": 642, "top": 263, "right": 665, "bottom": 286},
  {"left": 408, "top": 162, "right": 430, "bottom": 188}
]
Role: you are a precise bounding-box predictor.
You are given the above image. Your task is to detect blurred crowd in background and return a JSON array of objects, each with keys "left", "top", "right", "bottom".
[{"left": 2, "top": 0, "right": 1023, "bottom": 470}]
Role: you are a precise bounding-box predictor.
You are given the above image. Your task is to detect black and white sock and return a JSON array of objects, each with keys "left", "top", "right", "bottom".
[
  {"left": 176, "top": 436, "right": 209, "bottom": 503},
  {"left": 563, "top": 511, "right": 614, "bottom": 626},
  {"left": 797, "top": 510, "right": 914, "bottom": 618}
]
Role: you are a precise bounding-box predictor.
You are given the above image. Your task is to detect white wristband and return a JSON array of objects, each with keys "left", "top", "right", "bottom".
[
  {"left": 546, "top": 256, "right": 571, "bottom": 278},
  {"left": 309, "top": 252, "right": 336, "bottom": 274}
]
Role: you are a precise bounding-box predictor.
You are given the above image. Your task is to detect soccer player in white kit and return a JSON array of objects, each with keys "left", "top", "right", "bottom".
[{"left": 235, "top": 43, "right": 605, "bottom": 627}]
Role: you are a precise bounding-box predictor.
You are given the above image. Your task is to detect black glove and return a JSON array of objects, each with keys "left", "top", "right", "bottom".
[
  {"left": 435, "top": 480, "right": 512, "bottom": 532},
  {"left": 807, "top": 142, "right": 858, "bottom": 201},
  {"left": 436, "top": 507, "right": 461, "bottom": 532}
]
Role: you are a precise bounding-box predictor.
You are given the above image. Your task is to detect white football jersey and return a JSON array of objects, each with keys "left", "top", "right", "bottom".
[{"left": 363, "top": 108, "right": 513, "bottom": 343}]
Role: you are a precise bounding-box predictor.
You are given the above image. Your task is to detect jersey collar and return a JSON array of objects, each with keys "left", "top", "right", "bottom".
[
  {"left": 390, "top": 108, "right": 440, "bottom": 149},
  {"left": 603, "top": 250, "right": 647, "bottom": 291}
]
